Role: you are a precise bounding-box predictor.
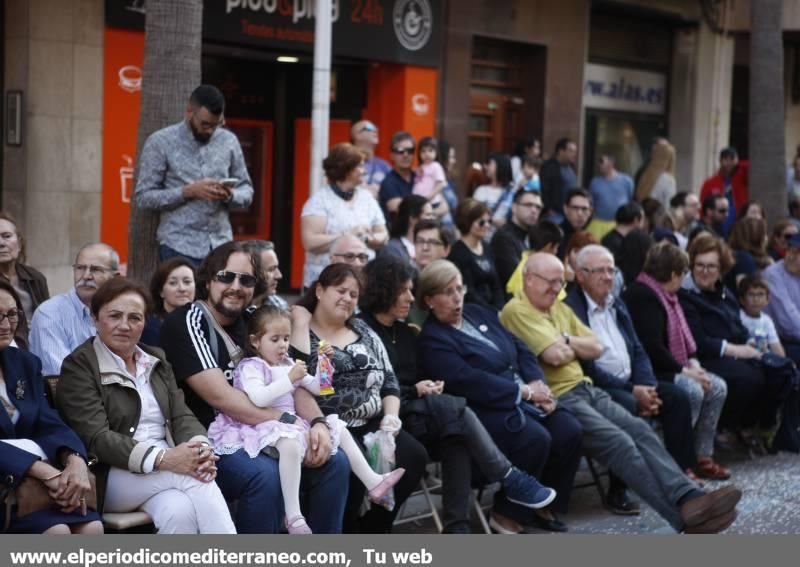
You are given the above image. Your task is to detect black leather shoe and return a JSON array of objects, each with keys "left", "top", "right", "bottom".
[
  {"left": 527, "top": 509, "right": 568, "bottom": 532},
  {"left": 605, "top": 488, "right": 641, "bottom": 516}
]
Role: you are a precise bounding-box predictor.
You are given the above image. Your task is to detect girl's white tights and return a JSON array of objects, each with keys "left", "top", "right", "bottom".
[{"left": 276, "top": 428, "right": 386, "bottom": 521}]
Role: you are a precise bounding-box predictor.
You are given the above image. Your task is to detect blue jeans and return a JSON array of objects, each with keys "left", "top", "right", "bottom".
[
  {"left": 215, "top": 449, "right": 350, "bottom": 533},
  {"left": 158, "top": 244, "right": 204, "bottom": 267}
]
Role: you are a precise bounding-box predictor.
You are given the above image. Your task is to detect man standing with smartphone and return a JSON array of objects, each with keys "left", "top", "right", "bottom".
[{"left": 135, "top": 85, "right": 254, "bottom": 266}]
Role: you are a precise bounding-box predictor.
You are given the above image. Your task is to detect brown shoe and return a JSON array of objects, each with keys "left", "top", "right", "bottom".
[
  {"left": 684, "top": 508, "right": 737, "bottom": 534},
  {"left": 680, "top": 485, "right": 742, "bottom": 527}
]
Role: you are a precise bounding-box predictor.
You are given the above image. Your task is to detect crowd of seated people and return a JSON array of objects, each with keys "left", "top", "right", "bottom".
[{"left": 8, "top": 136, "right": 800, "bottom": 537}]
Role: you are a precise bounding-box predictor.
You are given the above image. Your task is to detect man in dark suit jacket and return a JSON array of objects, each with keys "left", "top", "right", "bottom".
[{"left": 565, "top": 244, "right": 697, "bottom": 511}]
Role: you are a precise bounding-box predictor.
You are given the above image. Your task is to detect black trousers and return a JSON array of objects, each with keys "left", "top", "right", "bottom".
[
  {"left": 606, "top": 381, "right": 696, "bottom": 470},
  {"left": 410, "top": 405, "right": 512, "bottom": 533},
  {"left": 702, "top": 357, "right": 787, "bottom": 429},
  {"left": 343, "top": 416, "right": 429, "bottom": 533}
]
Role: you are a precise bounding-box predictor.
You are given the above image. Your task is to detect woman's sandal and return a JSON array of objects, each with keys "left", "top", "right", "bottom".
[
  {"left": 695, "top": 457, "right": 731, "bottom": 480},
  {"left": 286, "top": 515, "right": 312, "bottom": 535}
]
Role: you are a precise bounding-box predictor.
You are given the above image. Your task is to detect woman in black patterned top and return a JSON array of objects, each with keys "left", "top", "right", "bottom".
[{"left": 290, "top": 263, "right": 428, "bottom": 533}]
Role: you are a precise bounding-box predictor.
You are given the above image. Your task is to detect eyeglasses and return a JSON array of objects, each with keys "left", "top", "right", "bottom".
[
  {"left": 567, "top": 205, "right": 592, "bottom": 214},
  {"left": 415, "top": 238, "right": 444, "bottom": 248},
  {"left": 0, "top": 309, "right": 19, "bottom": 324},
  {"left": 581, "top": 266, "right": 619, "bottom": 277},
  {"left": 332, "top": 252, "right": 370, "bottom": 264},
  {"left": 72, "top": 264, "right": 114, "bottom": 276},
  {"left": 527, "top": 272, "right": 567, "bottom": 290},
  {"left": 694, "top": 262, "right": 720, "bottom": 273},
  {"left": 392, "top": 147, "right": 415, "bottom": 156},
  {"left": 745, "top": 291, "right": 768, "bottom": 300},
  {"left": 781, "top": 233, "right": 797, "bottom": 239},
  {"left": 193, "top": 114, "right": 225, "bottom": 130},
  {"left": 359, "top": 123, "right": 378, "bottom": 133},
  {"left": 214, "top": 270, "right": 258, "bottom": 288},
  {"left": 477, "top": 218, "right": 491, "bottom": 227},
  {"left": 439, "top": 285, "right": 467, "bottom": 298}
]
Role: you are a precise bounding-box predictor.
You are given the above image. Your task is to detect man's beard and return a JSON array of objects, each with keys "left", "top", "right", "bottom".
[
  {"left": 190, "top": 123, "right": 212, "bottom": 144},
  {"left": 213, "top": 295, "right": 245, "bottom": 319}
]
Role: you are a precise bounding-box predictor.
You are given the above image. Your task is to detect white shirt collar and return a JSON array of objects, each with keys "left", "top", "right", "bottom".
[
  {"left": 584, "top": 291, "right": 614, "bottom": 314},
  {"left": 98, "top": 341, "right": 155, "bottom": 379}
]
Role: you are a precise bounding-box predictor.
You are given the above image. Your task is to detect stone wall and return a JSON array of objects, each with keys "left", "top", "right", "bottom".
[{"left": 4, "top": 0, "right": 104, "bottom": 294}]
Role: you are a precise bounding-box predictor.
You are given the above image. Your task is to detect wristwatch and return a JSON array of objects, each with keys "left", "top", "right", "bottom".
[
  {"left": 561, "top": 332, "right": 571, "bottom": 345},
  {"left": 310, "top": 416, "right": 331, "bottom": 430}
]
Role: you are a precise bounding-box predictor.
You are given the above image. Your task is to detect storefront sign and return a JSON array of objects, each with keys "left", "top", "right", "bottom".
[
  {"left": 106, "top": 0, "right": 441, "bottom": 67},
  {"left": 583, "top": 63, "right": 666, "bottom": 115}
]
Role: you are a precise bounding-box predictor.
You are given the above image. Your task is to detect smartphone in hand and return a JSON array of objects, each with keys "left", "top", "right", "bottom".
[{"left": 220, "top": 177, "right": 239, "bottom": 188}]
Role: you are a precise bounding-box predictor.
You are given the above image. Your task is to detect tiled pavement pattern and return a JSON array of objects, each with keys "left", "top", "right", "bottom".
[{"left": 393, "top": 449, "right": 800, "bottom": 534}]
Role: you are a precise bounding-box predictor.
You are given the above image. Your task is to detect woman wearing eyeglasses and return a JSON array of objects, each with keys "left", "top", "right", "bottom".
[
  {"left": 677, "top": 234, "right": 790, "bottom": 451},
  {"left": 0, "top": 280, "right": 102, "bottom": 534},
  {"left": 417, "top": 260, "right": 583, "bottom": 533},
  {"left": 0, "top": 213, "right": 49, "bottom": 339},
  {"left": 57, "top": 278, "right": 236, "bottom": 534},
  {"left": 301, "top": 143, "right": 388, "bottom": 289},
  {"left": 447, "top": 199, "right": 505, "bottom": 311}
]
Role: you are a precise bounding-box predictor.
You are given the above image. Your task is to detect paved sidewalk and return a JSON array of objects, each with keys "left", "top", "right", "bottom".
[{"left": 393, "top": 449, "right": 800, "bottom": 534}]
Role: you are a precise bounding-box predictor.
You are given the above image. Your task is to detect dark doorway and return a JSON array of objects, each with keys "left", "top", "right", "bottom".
[{"left": 467, "top": 36, "right": 547, "bottom": 168}]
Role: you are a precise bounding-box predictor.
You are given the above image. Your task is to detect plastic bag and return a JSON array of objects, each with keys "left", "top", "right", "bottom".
[{"left": 363, "top": 430, "right": 397, "bottom": 511}]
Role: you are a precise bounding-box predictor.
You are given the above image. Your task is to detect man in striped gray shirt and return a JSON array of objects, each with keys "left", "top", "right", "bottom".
[{"left": 29, "top": 243, "right": 120, "bottom": 376}]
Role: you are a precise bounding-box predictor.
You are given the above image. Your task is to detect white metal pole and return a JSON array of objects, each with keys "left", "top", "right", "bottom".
[{"left": 310, "top": 0, "right": 332, "bottom": 195}]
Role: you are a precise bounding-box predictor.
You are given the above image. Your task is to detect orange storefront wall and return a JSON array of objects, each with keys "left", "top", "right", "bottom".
[
  {"left": 363, "top": 64, "right": 439, "bottom": 163},
  {"left": 101, "top": 29, "right": 144, "bottom": 264}
]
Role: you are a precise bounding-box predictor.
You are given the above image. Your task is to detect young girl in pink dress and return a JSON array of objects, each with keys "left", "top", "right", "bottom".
[
  {"left": 208, "top": 305, "right": 405, "bottom": 534},
  {"left": 413, "top": 137, "right": 447, "bottom": 211}
]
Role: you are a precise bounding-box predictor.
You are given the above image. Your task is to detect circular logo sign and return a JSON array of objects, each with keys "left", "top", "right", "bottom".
[
  {"left": 411, "top": 94, "right": 429, "bottom": 116},
  {"left": 393, "top": 0, "right": 433, "bottom": 52}
]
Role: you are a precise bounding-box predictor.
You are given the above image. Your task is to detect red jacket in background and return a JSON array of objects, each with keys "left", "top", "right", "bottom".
[{"left": 699, "top": 160, "right": 750, "bottom": 211}]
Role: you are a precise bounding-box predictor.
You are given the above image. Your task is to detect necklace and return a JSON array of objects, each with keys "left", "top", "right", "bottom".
[{"left": 376, "top": 320, "right": 397, "bottom": 344}]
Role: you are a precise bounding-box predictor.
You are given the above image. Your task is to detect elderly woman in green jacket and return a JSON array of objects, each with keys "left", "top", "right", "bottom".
[{"left": 56, "top": 278, "right": 235, "bottom": 534}]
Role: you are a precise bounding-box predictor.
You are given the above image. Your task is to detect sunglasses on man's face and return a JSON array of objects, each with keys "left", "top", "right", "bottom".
[
  {"left": 393, "top": 147, "right": 415, "bottom": 156},
  {"left": 214, "top": 270, "right": 257, "bottom": 288},
  {"left": 359, "top": 123, "right": 378, "bottom": 134}
]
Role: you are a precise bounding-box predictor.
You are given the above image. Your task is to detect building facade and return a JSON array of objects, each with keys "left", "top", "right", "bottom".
[{"left": 2, "top": 0, "right": 799, "bottom": 292}]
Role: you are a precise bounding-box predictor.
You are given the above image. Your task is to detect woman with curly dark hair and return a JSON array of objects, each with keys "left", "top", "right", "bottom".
[{"left": 359, "top": 256, "right": 558, "bottom": 534}]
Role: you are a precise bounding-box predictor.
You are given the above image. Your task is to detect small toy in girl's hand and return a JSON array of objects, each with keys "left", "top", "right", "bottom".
[{"left": 317, "top": 340, "right": 335, "bottom": 395}]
